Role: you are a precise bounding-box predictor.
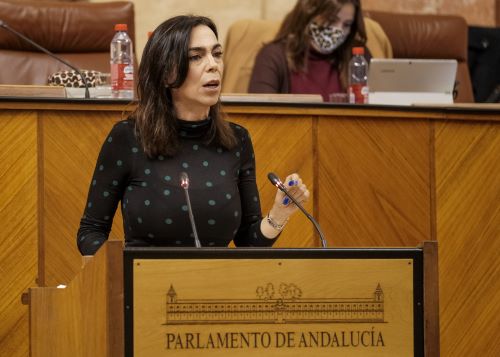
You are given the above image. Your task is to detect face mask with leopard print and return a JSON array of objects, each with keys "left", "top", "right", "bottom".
[{"left": 308, "top": 21, "right": 347, "bottom": 54}]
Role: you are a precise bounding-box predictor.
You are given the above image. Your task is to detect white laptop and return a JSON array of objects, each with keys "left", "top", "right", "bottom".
[{"left": 368, "top": 58, "right": 457, "bottom": 105}]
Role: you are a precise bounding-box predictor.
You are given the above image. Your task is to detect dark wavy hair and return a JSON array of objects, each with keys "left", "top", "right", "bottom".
[
  {"left": 274, "top": 0, "right": 367, "bottom": 88},
  {"left": 131, "top": 15, "right": 236, "bottom": 158}
]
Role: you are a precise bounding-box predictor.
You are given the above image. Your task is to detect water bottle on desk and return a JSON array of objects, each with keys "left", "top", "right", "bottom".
[
  {"left": 348, "top": 47, "right": 369, "bottom": 104},
  {"left": 110, "top": 24, "right": 134, "bottom": 99}
]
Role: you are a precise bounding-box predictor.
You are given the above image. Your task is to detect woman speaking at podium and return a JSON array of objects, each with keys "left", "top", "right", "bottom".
[{"left": 76, "top": 15, "right": 309, "bottom": 255}]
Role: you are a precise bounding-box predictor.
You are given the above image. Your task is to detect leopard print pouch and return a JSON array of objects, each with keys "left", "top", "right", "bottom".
[{"left": 48, "top": 69, "right": 102, "bottom": 88}]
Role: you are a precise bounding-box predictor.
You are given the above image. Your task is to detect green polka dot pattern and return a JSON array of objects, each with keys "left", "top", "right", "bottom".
[{"left": 76, "top": 119, "right": 276, "bottom": 255}]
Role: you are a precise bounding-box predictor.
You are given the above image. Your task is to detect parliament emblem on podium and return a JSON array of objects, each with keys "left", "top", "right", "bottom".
[{"left": 164, "top": 283, "right": 385, "bottom": 325}]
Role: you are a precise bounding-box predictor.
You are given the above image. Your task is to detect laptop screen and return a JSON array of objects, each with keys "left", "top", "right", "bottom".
[{"left": 368, "top": 59, "right": 457, "bottom": 105}]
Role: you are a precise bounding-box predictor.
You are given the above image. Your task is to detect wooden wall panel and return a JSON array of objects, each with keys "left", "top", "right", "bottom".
[
  {"left": 435, "top": 120, "right": 500, "bottom": 356},
  {"left": 230, "top": 114, "right": 315, "bottom": 247},
  {"left": 42, "top": 111, "right": 125, "bottom": 287},
  {"left": 318, "top": 116, "right": 432, "bottom": 246},
  {"left": 0, "top": 111, "right": 38, "bottom": 357}
]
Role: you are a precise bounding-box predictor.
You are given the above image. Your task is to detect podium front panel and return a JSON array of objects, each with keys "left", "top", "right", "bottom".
[{"left": 124, "top": 248, "right": 424, "bottom": 357}]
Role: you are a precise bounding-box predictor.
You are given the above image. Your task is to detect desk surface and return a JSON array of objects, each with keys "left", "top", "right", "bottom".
[{"left": 0, "top": 96, "right": 499, "bottom": 119}]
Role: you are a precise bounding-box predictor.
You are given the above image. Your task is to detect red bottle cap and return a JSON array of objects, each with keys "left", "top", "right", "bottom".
[
  {"left": 352, "top": 47, "right": 365, "bottom": 55},
  {"left": 114, "top": 24, "right": 128, "bottom": 31}
]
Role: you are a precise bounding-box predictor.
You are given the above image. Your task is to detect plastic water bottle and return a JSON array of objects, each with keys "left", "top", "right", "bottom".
[
  {"left": 110, "top": 24, "right": 134, "bottom": 99},
  {"left": 348, "top": 47, "right": 369, "bottom": 104}
]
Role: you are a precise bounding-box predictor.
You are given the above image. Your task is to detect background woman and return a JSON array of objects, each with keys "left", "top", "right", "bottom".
[{"left": 248, "top": 0, "right": 369, "bottom": 101}]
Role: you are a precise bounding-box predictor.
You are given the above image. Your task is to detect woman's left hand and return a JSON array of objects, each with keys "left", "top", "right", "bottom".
[{"left": 268, "top": 173, "right": 310, "bottom": 225}]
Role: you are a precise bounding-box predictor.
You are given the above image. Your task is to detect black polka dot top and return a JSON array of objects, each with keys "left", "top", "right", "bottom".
[{"left": 77, "top": 118, "right": 276, "bottom": 255}]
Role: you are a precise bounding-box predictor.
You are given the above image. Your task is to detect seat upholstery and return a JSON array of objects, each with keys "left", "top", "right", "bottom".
[
  {"left": 222, "top": 19, "right": 280, "bottom": 95},
  {"left": 222, "top": 17, "right": 392, "bottom": 94},
  {"left": 0, "top": 0, "right": 135, "bottom": 85},
  {"left": 223, "top": 11, "right": 474, "bottom": 103}
]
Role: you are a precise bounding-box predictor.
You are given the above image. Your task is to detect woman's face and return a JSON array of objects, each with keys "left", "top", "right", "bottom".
[
  {"left": 171, "top": 25, "right": 223, "bottom": 120},
  {"left": 308, "top": 3, "right": 355, "bottom": 54}
]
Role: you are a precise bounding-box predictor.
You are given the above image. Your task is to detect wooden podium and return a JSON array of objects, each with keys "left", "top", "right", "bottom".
[{"left": 28, "top": 240, "right": 439, "bottom": 357}]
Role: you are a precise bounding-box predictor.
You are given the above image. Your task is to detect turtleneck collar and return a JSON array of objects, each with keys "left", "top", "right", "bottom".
[
  {"left": 177, "top": 117, "right": 212, "bottom": 139},
  {"left": 308, "top": 47, "right": 334, "bottom": 61}
]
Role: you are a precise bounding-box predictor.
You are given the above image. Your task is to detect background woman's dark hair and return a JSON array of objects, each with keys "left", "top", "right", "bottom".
[
  {"left": 131, "top": 15, "right": 236, "bottom": 158},
  {"left": 274, "top": 0, "right": 367, "bottom": 88}
]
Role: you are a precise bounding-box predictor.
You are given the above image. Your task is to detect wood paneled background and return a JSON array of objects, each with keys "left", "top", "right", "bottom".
[
  {"left": 435, "top": 119, "right": 500, "bottom": 355},
  {"left": 317, "top": 116, "right": 432, "bottom": 247},
  {"left": 42, "top": 111, "right": 126, "bottom": 286},
  {"left": 0, "top": 101, "right": 498, "bottom": 356},
  {"left": 0, "top": 111, "right": 38, "bottom": 357}
]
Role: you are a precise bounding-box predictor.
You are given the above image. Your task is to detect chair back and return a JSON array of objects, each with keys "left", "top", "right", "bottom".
[{"left": 0, "top": 0, "right": 135, "bottom": 85}]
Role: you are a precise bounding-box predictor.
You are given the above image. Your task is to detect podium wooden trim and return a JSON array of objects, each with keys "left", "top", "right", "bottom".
[
  {"left": 29, "top": 240, "right": 124, "bottom": 357},
  {"left": 28, "top": 241, "right": 438, "bottom": 356}
]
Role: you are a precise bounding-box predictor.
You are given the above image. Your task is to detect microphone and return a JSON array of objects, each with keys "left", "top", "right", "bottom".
[
  {"left": 267, "top": 172, "right": 328, "bottom": 248},
  {"left": 0, "top": 20, "right": 91, "bottom": 99},
  {"left": 180, "top": 172, "right": 201, "bottom": 248}
]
